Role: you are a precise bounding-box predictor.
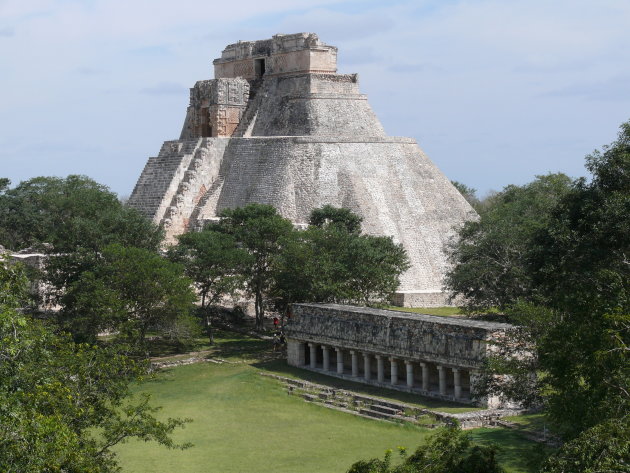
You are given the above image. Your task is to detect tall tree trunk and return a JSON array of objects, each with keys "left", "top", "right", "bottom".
[
  {"left": 205, "top": 311, "right": 214, "bottom": 345},
  {"left": 255, "top": 289, "right": 264, "bottom": 331}
]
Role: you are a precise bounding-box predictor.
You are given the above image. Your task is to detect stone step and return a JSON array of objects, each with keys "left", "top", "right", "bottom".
[
  {"left": 370, "top": 404, "right": 401, "bottom": 415},
  {"left": 359, "top": 408, "right": 395, "bottom": 420}
]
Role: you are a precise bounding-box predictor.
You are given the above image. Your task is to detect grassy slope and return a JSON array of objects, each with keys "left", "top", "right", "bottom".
[{"left": 114, "top": 331, "right": 537, "bottom": 473}]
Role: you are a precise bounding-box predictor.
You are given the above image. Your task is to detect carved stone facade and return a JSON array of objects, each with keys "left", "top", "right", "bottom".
[
  {"left": 128, "top": 33, "right": 476, "bottom": 307},
  {"left": 180, "top": 78, "right": 250, "bottom": 139},
  {"left": 286, "top": 304, "right": 513, "bottom": 408},
  {"left": 213, "top": 33, "right": 337, "bottom": 80}
]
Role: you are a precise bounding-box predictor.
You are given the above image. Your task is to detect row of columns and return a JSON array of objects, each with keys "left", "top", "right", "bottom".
[{"left": 307, "top": 343, "right": 466, "bottom": 399}]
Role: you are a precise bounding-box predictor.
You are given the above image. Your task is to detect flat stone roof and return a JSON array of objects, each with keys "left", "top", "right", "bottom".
[{"left": 293, "top": 303, "right": 514, "bottom": 331}]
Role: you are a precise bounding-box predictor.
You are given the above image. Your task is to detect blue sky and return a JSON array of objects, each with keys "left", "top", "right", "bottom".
[{"left": 1, "top": 0, "right": 629, "bottom": 198}]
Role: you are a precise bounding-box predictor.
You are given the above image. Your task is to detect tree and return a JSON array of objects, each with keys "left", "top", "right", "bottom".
[
  {"left": 345, "top": 234, "right": 410, "bottom": 305},
  {"left": 0, "top": 175, "right": 162, "bottom": 253},
  {"left": 217, "top": 204, "right": 294, "bottom": 330},
  {"left": 347, "top": 427, "right": 505, "bottom": 473},
  {"left": 540, "top": 418, "right": 629, "bottom": 473},
  {"left": 309, "top": 204, "right": 363, "bottom": 234},
  {"left": 468, "top": 121, "right": 630, "bottom": 444},
  {"left": 168, "top": 228, "right": 252, "bottom": 341},
  {"left": 61, "top": 244, "right": 197, "bottom": 347},
  {"left": 444, "top": 173, "right": 573, "bottom": 313},
  {"left": 0, "top": 176, "right": 164, "bottom": 312},
  {"left": 272, "top": 207, "right": 409, "bottom": 309},
  {"left": 525, "top": 121, "right": 630, "bottom": 438},
  {"left": 0, "top": 257, "right": 190, "bottom": 473},
  {"left": 272, "top": 224, "right": 354, "bottom": 310},
  {"left": 451, "top": 180, "right": 480, "bottom": 209}
]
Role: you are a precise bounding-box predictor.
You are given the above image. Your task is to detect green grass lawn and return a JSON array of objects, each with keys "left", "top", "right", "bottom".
[{"left": 114, "top": 330, "right": 539, "bottom": 473}]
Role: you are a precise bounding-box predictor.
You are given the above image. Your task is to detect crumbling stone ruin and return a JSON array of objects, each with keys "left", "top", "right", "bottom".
[
  {"left": 286, "top": 304, "right": 514, "bottom": 408},
  {"left": 128, "top": 33, "right": 476, "bottom": 307}
]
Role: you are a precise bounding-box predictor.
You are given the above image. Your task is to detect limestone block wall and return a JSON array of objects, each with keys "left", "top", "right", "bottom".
[
  {"left": 158, "top": 138, "right": 231, "bottom": 242},
  {"left": 231, "top": 74, "right": 384, "bottom": 138},
  {"left": 190, "top": 136, "right": 472, "bottom": 293},
  {"left": 214, "top": 33, "right": 337, "bottom": 79},
  {"left": 286, "top": 304, "right": 512, "bottom": 369},
  {"left": 128, "top": 139, "right": 202, "bottom": 220},
  {"left": 180, "top": 78, "right": 249, "bottom": 139}
]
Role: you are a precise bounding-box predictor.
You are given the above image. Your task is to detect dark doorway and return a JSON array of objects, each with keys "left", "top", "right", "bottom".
[
  {"left": 200, "top": 108, "right": 212, "bottom": 137},
  {"left": 254, "top": 58, "right": 266, "bottom": 78},
  {"left": 304, "top": 344, "right": 310, "bottom": 366}
]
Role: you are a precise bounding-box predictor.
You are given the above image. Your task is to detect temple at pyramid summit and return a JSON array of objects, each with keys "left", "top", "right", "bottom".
[{"left": 128, "top": 33, "right": 476, "bottom": 307}]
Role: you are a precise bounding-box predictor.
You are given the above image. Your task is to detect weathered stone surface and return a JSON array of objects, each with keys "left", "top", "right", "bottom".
[
  {"left": 285, "top": 304, "right": 514, "bottom": 407},
  {"left": 286, "top": 304, "right": 511, "bottom": 369},
  {"left": 128, "top": 33, "right": 476, "bottom": 306}
]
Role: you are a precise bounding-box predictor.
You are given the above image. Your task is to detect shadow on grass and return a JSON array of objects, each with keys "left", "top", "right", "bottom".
[
  {"left": 146, "top": 337, "right": 213, "bottom": 358},
  {"left": 254, "top": 359, "right": 478, "bottom": 413},
  {"left": 472, "top": 428, "right": 550, "bottom": 473},
  {"left": 209, "top": 337, "right": 270, "bottom": 360}
]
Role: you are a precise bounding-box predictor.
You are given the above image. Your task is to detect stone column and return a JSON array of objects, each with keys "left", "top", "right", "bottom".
[
  {"left": 390, "top": 357, "right": 398, "bottom": 385},
  {"left": 453, "top": 368, "right": 462, "bottom": 399},
  {"left": 351, "top": 351, "right": 359, "bottom": 377},
  {"left": 363, "top": 353, "right": 371, "bottom": 381},
  {"left": 405, "top": 361, "right": 414, "bottom": 387},
  {"left": 309, "top": 343, "right": 317, "bottom": 369},
  {"left": 437, "top": 365, "right": 447, "bottom": 395},
  {"left": 336, "top": 348, "right": 344, "bottom": 374},
  {"left": 322, "top": 345, "right": 330, "bottom": 371},
  {"left": 376, "top": 355, "right": 385, "bottom": 383},
  {"left": 420, "top": 362, "right": 429, "bottom": 391}
]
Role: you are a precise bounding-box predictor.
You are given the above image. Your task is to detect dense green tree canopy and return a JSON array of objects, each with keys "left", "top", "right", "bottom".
[
  {"left": 445, "top": 173, "right": 573, "bottom": 313},
  {"left": 461, "top": 122, "right": 629, "bottom": 452},
  {"left": 168, "top": 229, "right": 251, "bottom": 309},
  {"left": 309, "top": 204, "right": 363, "bottom": 234},
  {"left": 273, "top": 208, "right": 409, "bottom": 309},
  {"left": 540, "top": 418, "right": 629, "bottom": 473},
  {"left": 0, "top": 175, "right": 162, "bottom": 252},
  {"left": 0, "top": 258, "right": 190, "bottom": 473},
  {"left": 347, "top": 427, "right": 505, "bottom": 473},
  {"left": 61, "top": 244, "right": 196, "bottom": 346},
  {"left": 451, "top": 180, "right": 480, "bottom": 209},
  {"left": 216, "top": 204, "right": 294, "bottom": 330}
]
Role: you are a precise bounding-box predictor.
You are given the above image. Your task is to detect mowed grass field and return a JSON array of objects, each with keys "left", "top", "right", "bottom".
[{"left": 114, "top": 331, "right": 538, "bottom": 473}]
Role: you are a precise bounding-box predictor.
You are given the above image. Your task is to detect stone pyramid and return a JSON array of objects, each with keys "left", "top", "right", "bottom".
[{"left": 128, "top": 33, "right": 476, "bottom": 307}]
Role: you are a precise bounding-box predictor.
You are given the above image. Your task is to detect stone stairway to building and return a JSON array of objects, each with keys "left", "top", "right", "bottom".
[
  {"left": 259, "top": 373, "right": 523, "bottom": 429},
  {"left": 260, "top": 373, "right": 562, "bottom": 445}
]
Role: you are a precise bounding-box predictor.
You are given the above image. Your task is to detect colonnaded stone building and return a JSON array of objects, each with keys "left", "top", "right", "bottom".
[
  {"left": 286, "top": 304, "right": 513, "bottom": 408},
  {"left": 128, "top": 33, "right": 476, "bottom": 307}
]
